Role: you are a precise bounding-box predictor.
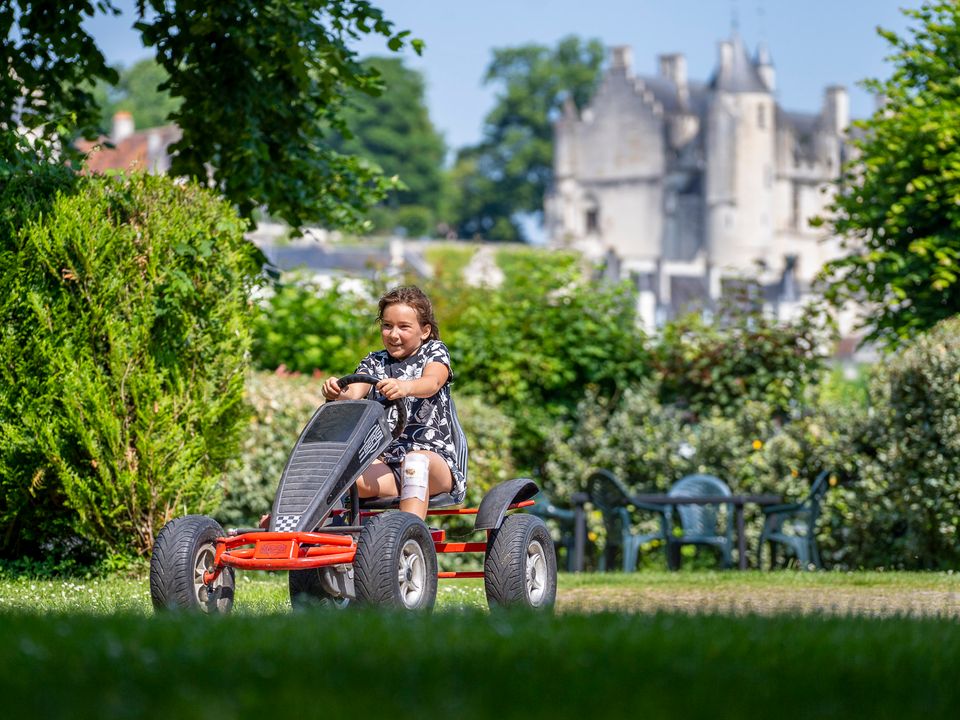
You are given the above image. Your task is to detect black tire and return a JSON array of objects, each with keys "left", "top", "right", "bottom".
[
  {"left": 289, "top": 569, "right": 351, "bottom": 610},
  {"left": 150, "top": 515, "right": 235, "bottom": 613},
  {"left": 484, "top": 514, "right": 557, "bottom": 610},
  {"left": 354, "top": 512, "right": 438, "bottom": 610}
]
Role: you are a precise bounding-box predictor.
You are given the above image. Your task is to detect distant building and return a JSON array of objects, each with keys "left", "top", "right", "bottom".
[
  {"left": 545, "top": 35, "right": 855, "bottom": 330},
  {"left": 75, "top": 111, "right": 180, "bottom": 175}
]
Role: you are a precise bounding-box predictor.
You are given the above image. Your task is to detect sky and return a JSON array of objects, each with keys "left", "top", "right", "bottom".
[{"left": 85, "top": 0, "right": 925, "bottom": 152}]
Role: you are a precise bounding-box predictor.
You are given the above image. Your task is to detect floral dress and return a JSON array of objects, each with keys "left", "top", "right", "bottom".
[{"left": 356, "top": 339, "right": 468, "bottom": 503}]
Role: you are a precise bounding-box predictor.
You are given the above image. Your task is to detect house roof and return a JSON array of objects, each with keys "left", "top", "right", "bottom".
[{"left": 74, "top": 125, "right": 181, "bottom": 174}]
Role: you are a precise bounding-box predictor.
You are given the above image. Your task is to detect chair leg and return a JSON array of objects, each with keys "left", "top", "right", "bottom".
[{"left": 666, "top": 541, "right": 681, "bottom": 571}]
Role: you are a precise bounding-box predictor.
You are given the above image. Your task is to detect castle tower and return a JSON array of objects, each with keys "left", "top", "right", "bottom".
[{"left": 704, "top": 34, "right": 776, "bottom": 283}]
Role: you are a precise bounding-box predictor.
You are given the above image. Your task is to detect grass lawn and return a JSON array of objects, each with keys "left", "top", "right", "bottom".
[{"left": 2, "top": 570, "right": 959, "bottom": 718}]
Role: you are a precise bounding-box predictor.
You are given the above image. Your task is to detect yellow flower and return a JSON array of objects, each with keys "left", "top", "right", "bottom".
[{"left": 752, "top": 439, "right": 763, "bottom": 450}]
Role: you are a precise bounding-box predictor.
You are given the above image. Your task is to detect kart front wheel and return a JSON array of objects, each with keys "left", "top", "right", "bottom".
[
  {"left": 484, "top": 514, "right": 557, "bottom": 610},
  {"left": 354, "top": 512, "right": 438, "bottom": 610},
  {"left": 150, "top": 515, "right": 235, "bottom": 614}
]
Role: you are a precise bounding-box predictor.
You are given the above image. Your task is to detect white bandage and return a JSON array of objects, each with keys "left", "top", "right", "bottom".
[{"left": 400, "top": 453, "right": 430, "bottom": 502}]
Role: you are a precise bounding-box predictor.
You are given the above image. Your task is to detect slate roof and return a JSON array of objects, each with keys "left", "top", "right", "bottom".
[{"left": 708, "top": 34, "right": 770, "bottom": 93}]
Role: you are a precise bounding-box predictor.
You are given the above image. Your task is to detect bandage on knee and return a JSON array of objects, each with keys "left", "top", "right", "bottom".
[{"left": 400, "top": 453, "right": 430, "bottom": 502}]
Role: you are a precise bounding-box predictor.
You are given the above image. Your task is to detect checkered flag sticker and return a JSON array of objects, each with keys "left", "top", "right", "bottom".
[{"left": 275, "top": 515, "right": 301, "bottom": 532}]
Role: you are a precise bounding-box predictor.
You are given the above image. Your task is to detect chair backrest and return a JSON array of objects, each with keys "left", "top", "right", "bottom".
[
  {"left": 667, "top": 474, "right": 732, "bottom": 536},
  {"left": 585, "top": 469, "right": 632, "bottom": 543}
]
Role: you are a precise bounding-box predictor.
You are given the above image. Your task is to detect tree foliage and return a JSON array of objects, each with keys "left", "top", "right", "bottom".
[
  {"left": 333, "top": 56, "right": 446, "bottom": 235},
  {"left": 1, "top": 1, "right": 421, "bottom": 231},
  {"left": 94, "top": 57, "right": 181, "bottom": 131},
  {"left": 451, "top": 36, "right": 604, "bottom": 241},
  {"left": 817, "top": 1, "right": 960, "bottom": 347}
]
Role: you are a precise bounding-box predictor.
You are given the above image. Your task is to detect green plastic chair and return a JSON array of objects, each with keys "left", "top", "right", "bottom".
[
  {"left": 757, "top": 470, "right": 831, "bottom": 570},
  {"left": 585, "top": 469, "right": 667, "bottom": 572},
  {"left": 664, "top": 474, "right": 734, "bottom": 570},
  {"left": 527, "top": 492, "right": 577, "bottom": 572}
]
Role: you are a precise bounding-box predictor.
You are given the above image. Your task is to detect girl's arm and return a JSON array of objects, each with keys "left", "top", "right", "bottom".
[
  {"left": 376, "top": 362, "right": 449, "bottom": 401},
  {"left": 321, "top": 376, "right": 372, "bottom": 401}
]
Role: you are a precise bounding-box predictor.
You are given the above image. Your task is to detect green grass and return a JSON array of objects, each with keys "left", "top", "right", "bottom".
[{"left": 2, "top": 572, "right": 959, "bottom": 718}]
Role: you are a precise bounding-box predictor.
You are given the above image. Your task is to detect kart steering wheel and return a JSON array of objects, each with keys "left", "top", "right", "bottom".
[{"left": 336, "top": 373, "right": 407, "bottom": 440}]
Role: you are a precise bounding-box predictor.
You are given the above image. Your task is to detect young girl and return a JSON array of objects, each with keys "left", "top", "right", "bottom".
[{"left": 320, "top": 286, "right": 467, "bottom": 520}]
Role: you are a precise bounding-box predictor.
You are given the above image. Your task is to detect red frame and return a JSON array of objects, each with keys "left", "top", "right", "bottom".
[{"left": 204, "top": 500, "right": 534, "bottom": 585}]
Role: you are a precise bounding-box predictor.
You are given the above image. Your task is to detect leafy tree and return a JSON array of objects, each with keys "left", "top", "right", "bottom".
[
  {"left": 1, "top": 0, "right": 421, "bottom": 231},
  {"left": 451, "top": 36, "right": 604, "bottom": 241},
  {"left": 334, "top": 56, "right": 446, "bottom": 235},
  {"left": 94, "top": 57, "right": 181, "bottom": 131},
  {"left": 816, "top": 1, "right": 960, "bottom": 347}
]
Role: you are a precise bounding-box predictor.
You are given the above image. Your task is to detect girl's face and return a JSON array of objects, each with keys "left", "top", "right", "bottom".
[{"left": 380, "top": 303, "right": 430, "bottom": 360}]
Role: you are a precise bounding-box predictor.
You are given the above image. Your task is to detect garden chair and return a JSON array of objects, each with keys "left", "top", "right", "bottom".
[
  {"left": 757, "top": 470, "right": 831, "bottom": 570},
  {"left": 664, "top": 474, "right": 735, "bottom": 570},
  {"left": 585, "top": 469, "right": 667, "bottom": 572},
  {"left": 528, "top": 492, "right": 577, "bottom": 571}
]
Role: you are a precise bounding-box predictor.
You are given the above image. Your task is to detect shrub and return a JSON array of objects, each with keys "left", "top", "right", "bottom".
[
  {"left": 835, "top": 316, "right": 960, "bottom": 569},
  {"left": 251, "top": 276, "right": 379, "bottom": 375},
  {"left": 652, "top": 304, "right": 833, "bottom": 419},
  {"left": 449, "top": 248, "right": 650, "bottom": 471},
  {"left": 0, "top": 172, "right": 258, "bottom": 559}
]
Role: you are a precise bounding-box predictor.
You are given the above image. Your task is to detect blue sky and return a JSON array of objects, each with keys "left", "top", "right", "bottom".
[{"left": 86, "top": 0, "right": 924, "bottom": 151}]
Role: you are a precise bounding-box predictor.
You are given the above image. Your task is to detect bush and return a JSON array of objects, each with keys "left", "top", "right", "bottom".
[
  {"left": 834, "top": 316, "right": 960, "bottom": 569},
  {"left": 219, "top": 371, "right": 517, "bottom": 528},
  {"left": 251, "top": 276, "right": 379, "bottom": 375},
  {"left": 0, "top": 171, "right": 258, "bottom": 559},
  {"left": 652, "top": 304, "right": 833, "bottom": 419},
  {"left": 449, "top": 248, "right": 650, "bottom": 471}
]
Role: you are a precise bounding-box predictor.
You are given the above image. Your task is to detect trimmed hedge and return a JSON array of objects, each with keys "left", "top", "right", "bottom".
[{"left": 0, "top": 170, "right": 259, "bottom": 559}]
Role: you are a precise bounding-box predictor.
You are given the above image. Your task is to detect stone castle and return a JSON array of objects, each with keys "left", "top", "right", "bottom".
[{"left": 545, "top": 35, "right": 854, "bottom": 329}]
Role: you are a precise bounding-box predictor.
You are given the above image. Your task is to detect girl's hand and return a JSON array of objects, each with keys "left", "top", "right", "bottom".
[
  {"left": 321, "top": 376, "right": 342, "bottom": 401},
  {"left": 376, "top": 378, "right": 408, "bottom": 401}
]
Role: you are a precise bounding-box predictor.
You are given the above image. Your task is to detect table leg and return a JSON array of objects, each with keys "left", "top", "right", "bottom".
[
  {"left": 572, "top": 492, "right": 588, "bottom": 573},
  {"left": 736, "top": 504, "right": 746, "bottom": 570}
]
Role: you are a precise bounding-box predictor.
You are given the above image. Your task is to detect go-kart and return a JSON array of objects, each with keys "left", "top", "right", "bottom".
[{"left": 149, "top": 374, "right": 557, "bottom": 613}]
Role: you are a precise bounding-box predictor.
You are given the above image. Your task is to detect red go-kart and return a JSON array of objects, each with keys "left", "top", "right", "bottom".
[{"left": 149, "top": 374, "right": 557, "bottom": 613}]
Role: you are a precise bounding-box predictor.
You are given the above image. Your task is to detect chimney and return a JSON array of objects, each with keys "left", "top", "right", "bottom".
[
  {"left": 111, "top": 111, "right": 134, "bottom": 143},
  {"left": 658, "top": 53, "right": 688, "bottom": 105},
  {"left": 823, "top": 85, "right": 849, "bottom": 135},
  {"left": 610, "top": 45, "right": 633, "bottom": 72}
]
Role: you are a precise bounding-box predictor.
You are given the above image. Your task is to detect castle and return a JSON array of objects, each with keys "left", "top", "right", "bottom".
[{"left": 545, "top": 35, "right": 854, "bottom": 329}]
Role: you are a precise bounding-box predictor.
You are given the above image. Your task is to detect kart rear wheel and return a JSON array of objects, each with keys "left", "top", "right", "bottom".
[
  {"left": 354, "top": 512, "right": 438, "bottom": 610},
  {"left": 289, "top": 569, "right": 351, "bottom": 610},
  {"left": 150, "top": 515, "right": 234, "bottom": 613},
  {"left": 484, "top": 514, "right": 557, "bottom": 610}
]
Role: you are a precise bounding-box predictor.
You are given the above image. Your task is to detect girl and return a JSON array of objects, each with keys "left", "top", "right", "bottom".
[{"left": 321, "top": 286, "right": 467, "bottom": 520}]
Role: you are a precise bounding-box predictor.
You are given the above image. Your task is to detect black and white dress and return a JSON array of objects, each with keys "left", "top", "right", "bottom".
[{"left": 355, "top": 339, "right": 468, "bottom": 503}]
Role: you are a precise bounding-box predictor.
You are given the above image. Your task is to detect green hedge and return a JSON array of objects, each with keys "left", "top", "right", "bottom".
[{"left": 0, "top": 170, "right": 258, "bottom": 559}]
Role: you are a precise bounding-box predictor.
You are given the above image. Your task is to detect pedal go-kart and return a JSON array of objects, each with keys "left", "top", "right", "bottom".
[{"left": 149, "top": 374, "right": 557, "bottom": 613}]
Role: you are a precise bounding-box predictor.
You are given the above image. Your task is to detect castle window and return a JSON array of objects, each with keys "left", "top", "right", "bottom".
[
  {"left": 758, "top": 104, "right": 766, "bottom": 129},
  {"left": 585, "top": 207, "right": 600, "bottom": 233}
]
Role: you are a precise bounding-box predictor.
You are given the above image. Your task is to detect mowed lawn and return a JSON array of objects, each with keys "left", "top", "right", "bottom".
[{"left": 2, "top": 571, "right": 959, "bottom": 719}]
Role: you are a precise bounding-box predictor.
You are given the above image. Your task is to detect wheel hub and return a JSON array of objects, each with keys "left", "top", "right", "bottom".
[
  {"left": 397, "top": 538, "right": 426, "bottom": 608},
  {"left": 525, "top": 540, "right": 548, "bottom": 606}
]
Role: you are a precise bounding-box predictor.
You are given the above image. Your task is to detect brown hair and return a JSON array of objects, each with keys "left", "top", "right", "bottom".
[{"left": 377, "top": 285, "right": 440, "bottom": 340}]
